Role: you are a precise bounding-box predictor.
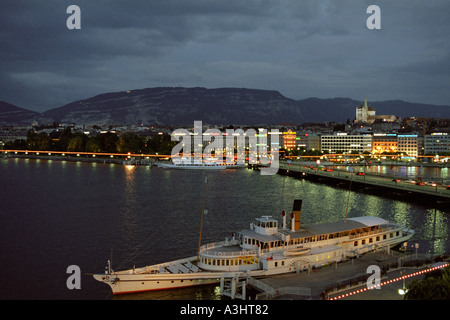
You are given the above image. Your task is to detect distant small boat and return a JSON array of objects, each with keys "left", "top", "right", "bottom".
[
  {"left": 156, "top": 162, "right": 227, "bottom": 170},
  {"left": 123, "top": 157, "right": 137, "bottom": 165},
  {"left": 155, "top": 159, "right": 245, "bottom": 170}
]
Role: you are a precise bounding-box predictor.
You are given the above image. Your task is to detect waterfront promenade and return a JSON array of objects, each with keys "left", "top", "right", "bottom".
[
  {"left": 278, "top": 161, "right": 450, "bottom": 200},
  {"left": 253, "top": 250, "right": 449, "bottom": 300}
]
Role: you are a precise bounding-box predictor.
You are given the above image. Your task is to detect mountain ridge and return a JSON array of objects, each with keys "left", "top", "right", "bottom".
[
  {"left": 1, "top": 87, "right": 449, "bottom": 125},
  {"left": 0, "top": 101, "right": 42, "bottom": 124}
]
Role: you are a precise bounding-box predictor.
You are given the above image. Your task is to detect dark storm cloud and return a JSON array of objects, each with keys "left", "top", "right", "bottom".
[{"left": 0, "top": 0, "right": 449, "bottom": 112}]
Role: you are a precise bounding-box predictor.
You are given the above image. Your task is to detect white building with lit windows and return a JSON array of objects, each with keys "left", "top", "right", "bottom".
[
  {"left": 321, "top": 133, "right": 372, "bottom": 154},
  {"left": 397, "top": 134, "right": 419, "bottom": 157}
]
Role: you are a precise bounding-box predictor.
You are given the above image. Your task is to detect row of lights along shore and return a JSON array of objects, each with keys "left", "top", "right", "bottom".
[{"left": 329, "top": 263, "right": 449, "bottom": 300}]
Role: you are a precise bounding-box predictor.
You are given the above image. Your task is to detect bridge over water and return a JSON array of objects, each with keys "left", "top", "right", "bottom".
[{"left": 275, "top": 161, "right": 450, "bottom": 202}]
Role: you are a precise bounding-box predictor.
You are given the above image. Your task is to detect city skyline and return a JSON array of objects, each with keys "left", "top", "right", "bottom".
[{"left": 1, "top": 1, "right": 450, "bottom": 112}]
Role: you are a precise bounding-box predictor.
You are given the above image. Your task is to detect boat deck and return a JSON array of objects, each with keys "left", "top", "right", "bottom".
[{"left": 200, "top": 244, "right": 255, "bottom": 258}]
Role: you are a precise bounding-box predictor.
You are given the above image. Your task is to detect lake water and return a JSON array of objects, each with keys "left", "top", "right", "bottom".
[{"left": 0, "top": 158, "right": 449, "bottom": 299}]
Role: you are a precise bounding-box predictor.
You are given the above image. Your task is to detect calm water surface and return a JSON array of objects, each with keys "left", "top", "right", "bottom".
[{"left": 0, "top": 158, "right": 449, "bottom": 299}]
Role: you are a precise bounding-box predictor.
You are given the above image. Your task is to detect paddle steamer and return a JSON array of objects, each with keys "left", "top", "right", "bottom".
[{"left": 93, "top": 200, "right": 414, "bottom": 295}]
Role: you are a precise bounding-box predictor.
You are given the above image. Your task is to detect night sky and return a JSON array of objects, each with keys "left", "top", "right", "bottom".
[{"left": 1, "top": 0, "right": 449, "bottom": 112}]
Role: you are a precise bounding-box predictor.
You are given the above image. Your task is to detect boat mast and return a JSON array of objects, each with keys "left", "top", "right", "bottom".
[
  {"left": 107, "top": 246, "right": 113, "bottom": 274},
  {"left": 196, "top": 176, "right": 208, "bottom": 266}
]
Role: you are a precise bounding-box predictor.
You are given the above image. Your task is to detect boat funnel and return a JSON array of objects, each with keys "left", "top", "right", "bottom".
[{"left": 292, "top": 200, "right": 302, "bottom": 231}]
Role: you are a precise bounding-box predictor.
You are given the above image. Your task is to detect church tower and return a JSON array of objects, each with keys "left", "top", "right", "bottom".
[{"left": 355, "top": 97, "right": 375, "bottom": 123}]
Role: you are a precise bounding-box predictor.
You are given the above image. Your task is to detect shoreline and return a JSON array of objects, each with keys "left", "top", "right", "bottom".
[
  {"left": 2, "top": 152, "right": 450, "bottom": 169},
  {"left": 1, "top": 153, "right": 154, "bottom": 165}
]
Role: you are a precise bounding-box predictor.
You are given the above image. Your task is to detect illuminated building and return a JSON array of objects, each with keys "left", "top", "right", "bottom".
[
  {"left": 282, "top": 130, "right": 297, "bottom": 150},
  {"left": 424, "top": 133, "right": 450, "bottom": 155},
  {"left": 355, "top": 98, "right": 376, "bottom": 123},
  {"left": 372, "top": 133, "right": 397, "bottom": 154},
  {"left": 321, "top": 133, "right": 372, "bottom": 154},
  {"left": 296, "top": 133, "right": 321, "bottom": 151},
  {"left": 355, "top": 98, "right": 400, "bottom": 124},
  {"left": 397, "top": 135, "right": 418, "bottom": 157}
]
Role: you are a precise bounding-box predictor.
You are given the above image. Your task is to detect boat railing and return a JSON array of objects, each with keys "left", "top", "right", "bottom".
[
  {"left": 200, "top": 239, "right": 238, "bottom": 250},
  {"left": 200, "top": 241, "right": 257, "bottom": 257},
  {"left": 348, "top": 226, "right": 398, "bottom": 240},
  {"left": 259, "top": 242, "right": 311, "bottom": 255}
]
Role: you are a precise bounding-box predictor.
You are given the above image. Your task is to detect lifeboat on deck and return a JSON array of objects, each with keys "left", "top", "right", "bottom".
[{"left": 283, "top": 247, "right": 311, "bottom": 256}]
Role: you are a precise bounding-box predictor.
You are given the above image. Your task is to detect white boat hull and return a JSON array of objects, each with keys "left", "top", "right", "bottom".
[
  {"left": 93, "top": 272, "right": 222, "bottom": 295},
  {"left": 156, "top": 163, "right": 228, "bottom": 170},
  {"left": 155, "top": 162, "right": 245, "bottom": 170}
]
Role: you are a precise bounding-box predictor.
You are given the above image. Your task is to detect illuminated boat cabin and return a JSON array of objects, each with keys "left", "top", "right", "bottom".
[{"left": 198, "top": 200, "right": 411, "bottom": 272}]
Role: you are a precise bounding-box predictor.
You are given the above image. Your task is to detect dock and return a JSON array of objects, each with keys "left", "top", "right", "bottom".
[
  {"left": 277, "top": 161, "right": 450, "bottom": 201},
  {"left": 247, "top": 250, "right": 449, "bottom": 300}
]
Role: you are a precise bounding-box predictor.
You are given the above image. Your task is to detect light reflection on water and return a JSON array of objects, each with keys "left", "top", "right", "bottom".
[
  {"left": 360, "top": 164, "right": 449, "bottom": 183},
  {"left": 0, "top": 158, "right": 448, "bottom": 299}
]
